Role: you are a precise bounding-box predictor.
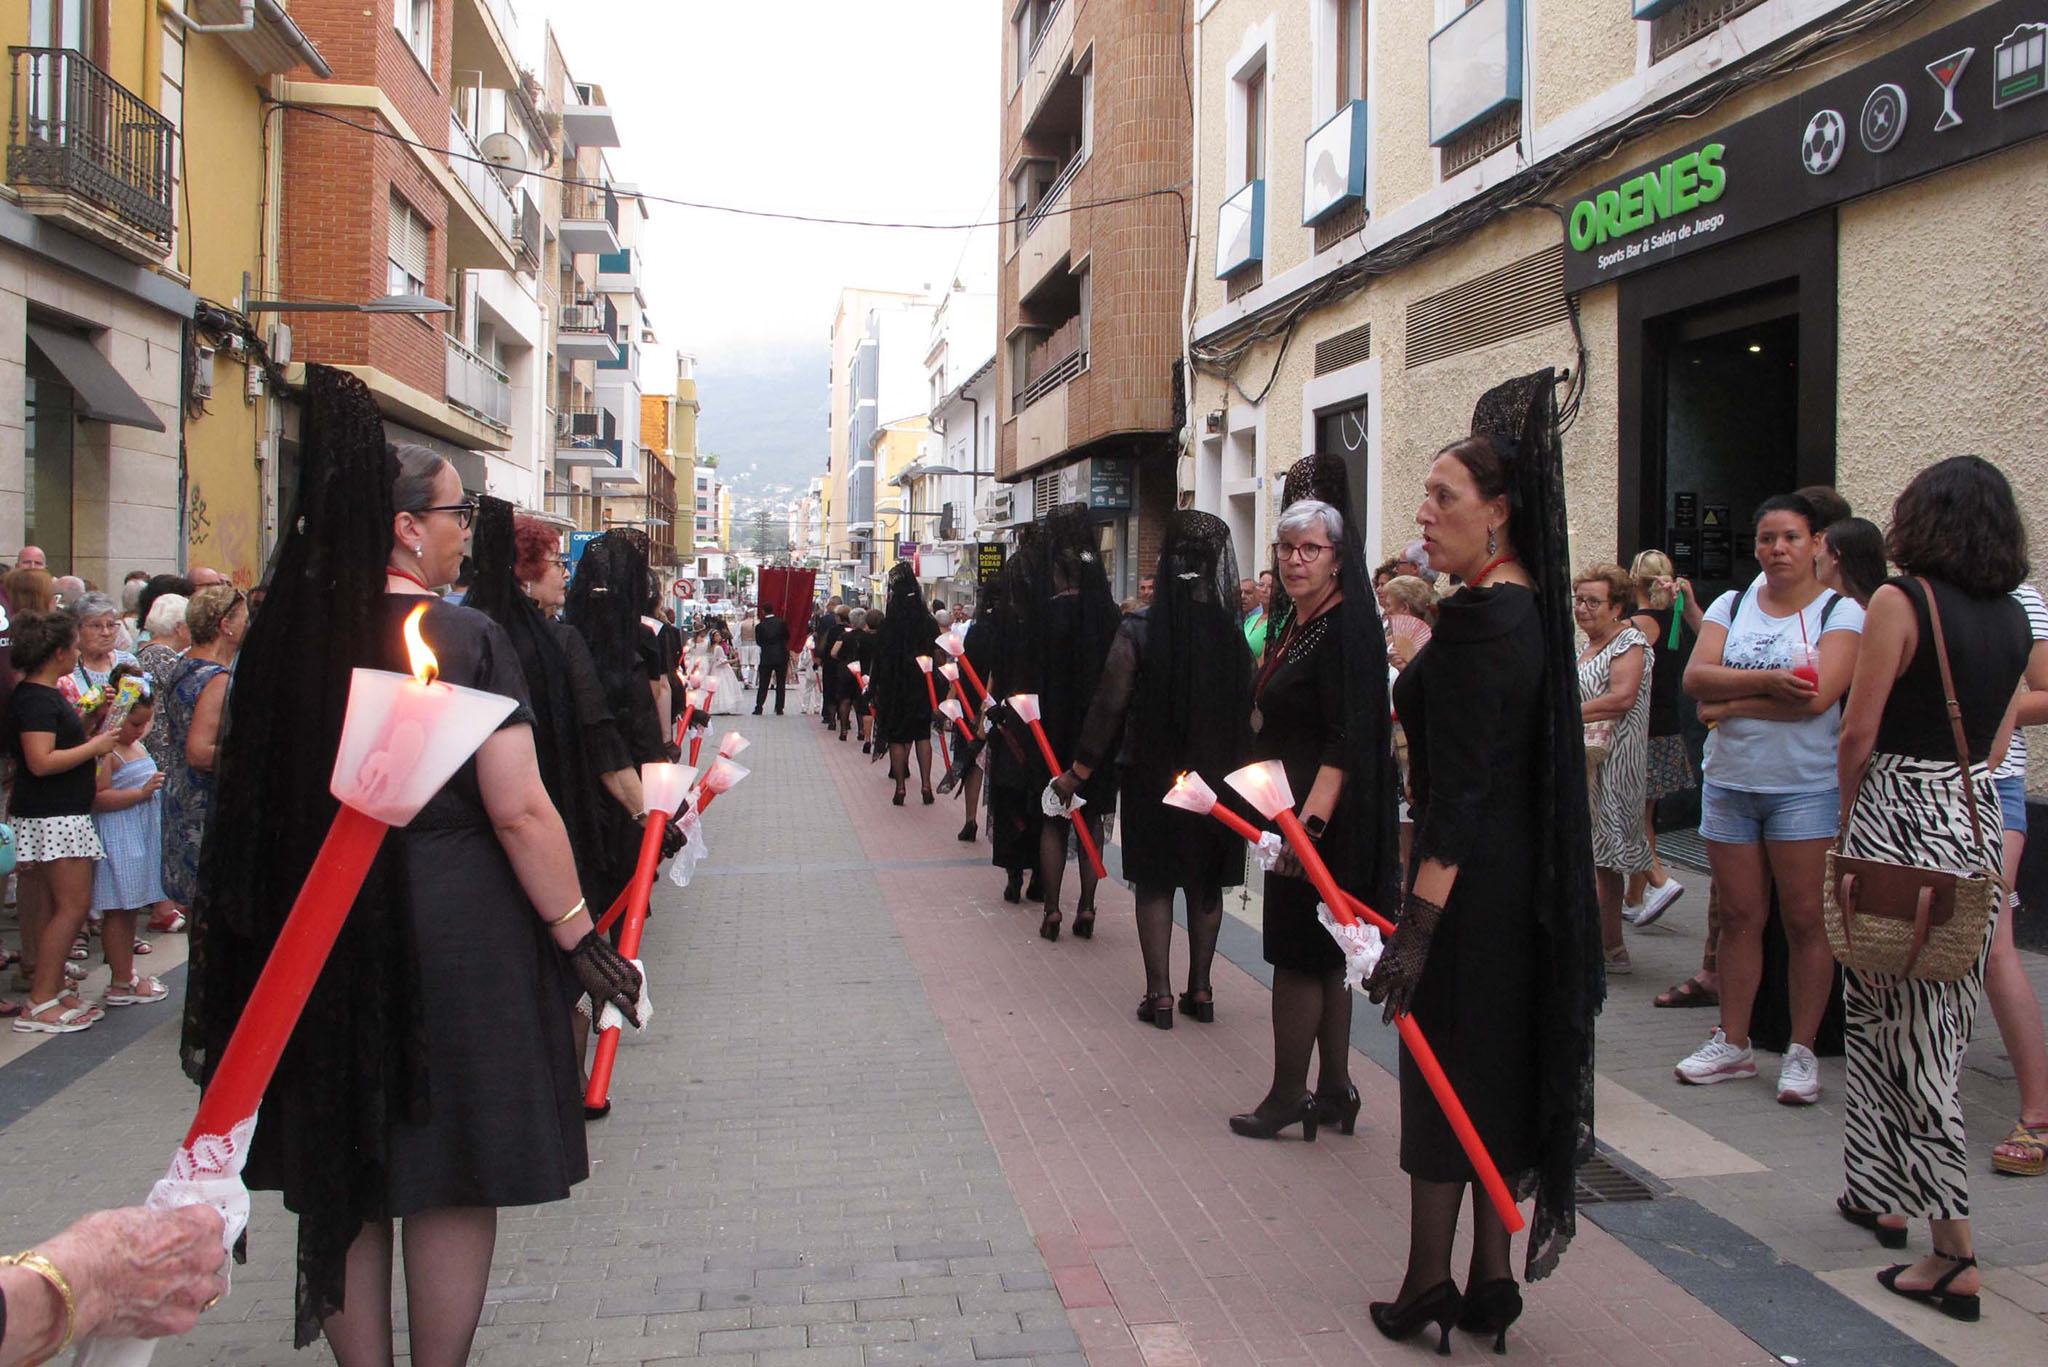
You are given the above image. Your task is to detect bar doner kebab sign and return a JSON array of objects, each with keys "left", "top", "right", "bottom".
[{"left": 1562, "top": 0, "right": 2048, "bottom": 293}]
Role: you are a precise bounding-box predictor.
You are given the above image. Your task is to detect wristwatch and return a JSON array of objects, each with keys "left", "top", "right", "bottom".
[{"left": 1303, "top": 814, "right": 1327, "bottom": 840}]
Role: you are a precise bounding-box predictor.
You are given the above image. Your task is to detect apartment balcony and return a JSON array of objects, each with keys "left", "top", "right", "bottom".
[
  {"left": 512, "top": 187, "right": 541, "bottom": 271},
  {"left": 556, "top": 296, "right": 619, "bottom": 362},
  {"left": 560, "top": 85, "right": 619, "bottom": 150},
  {"left": 6, "top": 47, "right": 174, "bottom": 263},
  {"left": 555, "top": 403, "right": 620, "bottom": 468},
  {"left": 559, "top": 179, "right": 620, "bottom": 257},
  {"left": 447, "top": 110, "right": 517, "bottom": 242},
  {"left": 596, "top": 340, "right": 640, "bottom": 382},
  {"left": 444, "top": 334, "right": 512, "bottom": 432},
  {"left": 1018, "top": 314, "right": 1083, "bottom": 411},
  {"left": 1303, "top": 101, "right": 1368, "bottom": 225},
  {"left": 594, "top": 246, "right": 639, "bottom": 294},
  {"left": 452, "top": 0, "right": 520, "bottom": 92}
]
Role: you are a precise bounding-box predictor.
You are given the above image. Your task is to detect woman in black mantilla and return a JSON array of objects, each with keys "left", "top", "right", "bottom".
[
  {"left": 179, "top": 367, "right": 643, "bottom": 1363},
  {"left": 1020, "top": 503, "right": 1120, "bottom": 941},
  {"left": 1057, "top": 511, "right": 1251, "bottom": 1025},
  {"left": 1363, "top": 373, "right": 1603, "bottom": 1353},
  {"left": 868, "top": 562, "right": 942, "bottom": 805},
  {"left": 566, "top": 529, "right": 673, "bottom": 778},
  {"left": 1230, "top": 456, "right": 1401, "bottom": 1142},
  {"left": 979, "top": 528, "right": 1044, "bottom": 902}
]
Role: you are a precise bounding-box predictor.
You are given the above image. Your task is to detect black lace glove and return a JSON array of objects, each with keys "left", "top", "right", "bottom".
[
  {"left": 568, "top": 929, "right": 643, "bottom": 1027},
  {"left": 1363, "top": 890, "right": 1446, "bottom": 1025},
  {"left": 660, "top": 819, "right": 687, "bottom": 860}
]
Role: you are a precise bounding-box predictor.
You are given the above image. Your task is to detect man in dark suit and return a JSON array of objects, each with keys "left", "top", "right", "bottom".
[{"left": 753, "top": 604, "right": 792, "bottom": 714}]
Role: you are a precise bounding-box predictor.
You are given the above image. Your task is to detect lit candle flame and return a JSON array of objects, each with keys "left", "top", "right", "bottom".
[
  {"left": 1163, "top": 770, "right": 1218, "bottom": 814},
  {"left": 1225, "top": 761, "right": 1295, "bottom": 819},
  {"left": 718, "top": 731, "right": 751, "bottom": 758},
  {"left": 939, "top": 662, "right": 960, "bottom": 682},
  {"left": 403, "top": 603, "right": 439, "bottom": 686},
  {"left": 935, "top": 630, "right": 965, "bottom": 657},
  {"left": 939, "top": 699, "right": 963, "bottom": 723},
  {"left": 916, "top": 655, "right": 933, "bottom": 673}
]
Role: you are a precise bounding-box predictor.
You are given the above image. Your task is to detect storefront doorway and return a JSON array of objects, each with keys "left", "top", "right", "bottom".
[{"left": 24, "top": 359, "right": 75, "bottom": 573}]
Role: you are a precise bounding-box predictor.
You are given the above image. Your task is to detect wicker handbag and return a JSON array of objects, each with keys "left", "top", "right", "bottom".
[{"left": 1824, "top": 578, "right": 2002, "bottom": 982}]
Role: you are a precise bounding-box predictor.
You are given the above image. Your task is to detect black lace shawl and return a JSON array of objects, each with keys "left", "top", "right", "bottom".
[
  {"left": 464, "top": 498, "right": 630, "bottom": 910},
  {"left": 1470, "top": 370, "right": 1603, "bottom": 1281},
  {"left": 975, "top": 533, "right": 1041, "bottom": 788},
  {"left": 1273, "top": 455, "right": 1403, "bottom": 917},
  {"left": 1016, "top": 503, "right": 1119, "bottom": 770},
  {"left": 565, "top": 530, "right": 666, "bottom": 766},
  {"left": 869, "top": 562, "right": 939, "bottom": 733},
  {"left": 179, "top": 365, "right": 427, "bottom": 1345}
]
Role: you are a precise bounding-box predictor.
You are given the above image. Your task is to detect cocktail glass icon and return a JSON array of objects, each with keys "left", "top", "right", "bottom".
[{"left": 1925, "top": 47, "right": 1972, "bottom": 132}]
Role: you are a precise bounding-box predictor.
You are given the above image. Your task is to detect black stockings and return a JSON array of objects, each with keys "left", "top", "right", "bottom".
[
  {"left": 1397, "top": 1178, "right": 1513, "bottom": 1304},
  {"left": 1262, "top": 966, "right": 1351, "bottom": 1106},
  {"left": 324, "top": 1208, "right": 497, "bottom": 1367},
  {"left": 1037, "top": 813, "right": 1101, "bottom": 914},
  {"left": 888, "top": 740, "right": 933, "bottom": 789},
  {"left": 1134, "top": 884, "right": 1222, "bottom": 1000}
]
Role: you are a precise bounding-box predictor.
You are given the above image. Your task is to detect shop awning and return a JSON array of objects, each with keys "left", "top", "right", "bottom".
[{"left": 25, "top": 325, "right": 165, "bottom": 432}]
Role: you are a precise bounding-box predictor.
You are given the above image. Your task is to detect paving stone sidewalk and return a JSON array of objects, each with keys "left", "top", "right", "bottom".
[{"left": 0, "top": 711, "right": 1081, "bottom": 1366}]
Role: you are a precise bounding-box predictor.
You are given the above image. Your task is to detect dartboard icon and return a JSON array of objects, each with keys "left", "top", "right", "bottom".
[
  {"left": 1860, "top": 83, "right": 1908, "bottom": 153},
  {"left": 1801, "top": 109, "right": 1847, "bottom": 175}
]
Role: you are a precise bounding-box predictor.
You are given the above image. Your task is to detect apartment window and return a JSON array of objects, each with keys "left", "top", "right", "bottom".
[
  {"left": 1013, "top": 0, "right": 1059, "bottom": 71},
  {"left": 1647, "top": 0, "right": 1767, "bottom": 63},
  {"left": 1242, "top": 62, "right": 1267, "bottom": 184},
  {"left": 394, "top": 0, "right": 433, "bottom": 65},
  {"left": 386, "top": 193, "right": 430, "bottom": 297},
  {"left": 1333, "top": 0, "right": 1366, "bottom": 106}
]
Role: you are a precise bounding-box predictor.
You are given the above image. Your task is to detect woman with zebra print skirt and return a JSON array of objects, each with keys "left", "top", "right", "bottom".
[{"left": 1835, "top": 457, "right": 2032, "bottom": 1323}]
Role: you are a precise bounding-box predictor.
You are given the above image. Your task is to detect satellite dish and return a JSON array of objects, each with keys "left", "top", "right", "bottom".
[{"left": 480, "top": 132, "right": 529, "bottom": 188}]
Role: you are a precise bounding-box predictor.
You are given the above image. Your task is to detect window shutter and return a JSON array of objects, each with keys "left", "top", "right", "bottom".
[{"left": 389, "top": 194, "right": 428, "bottom": 284}]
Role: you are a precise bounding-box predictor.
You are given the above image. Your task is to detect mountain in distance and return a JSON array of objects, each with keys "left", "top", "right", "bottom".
[{"left": 692, "top": 339, "right": 829, "bottom": 505}]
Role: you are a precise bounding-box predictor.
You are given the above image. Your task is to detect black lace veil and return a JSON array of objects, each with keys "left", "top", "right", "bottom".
[
  {"left": 565, "top": 528, "right": 664, "bottom": 764},
  {"left": 1470, "top": 369, "right": 1603, "bottom": 1281},
  {"left": 1133, "top": 511, "right": 1248, "bottom": 780},
  {"left": 179, "top": 364, "right": 426, "bottom": 1345},
  {"left": 869, "top": 561, "right": 939, "bottom": 730}
]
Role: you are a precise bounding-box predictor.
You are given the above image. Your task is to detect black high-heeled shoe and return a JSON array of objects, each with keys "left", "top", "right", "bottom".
[
  {"left": 1458, "top": 1278, "right": 1522, "bottom": 1354},
  {"left": 922, "top": 787, "right": 934, "bottom": 805},
  {"left": 892, "top": 783, "right": 907, "bottom": 807},
  {"left": 1837, "top": 1194, "right": 1908, "bottom": 1250},
  {"left": 1072, "top": 904, "right": 1095, "bottom": 939},
  {"left": 1003, "top": 870, "right": 1024, "bottom": 903},
  {"left": 1314, "top": 1084, "right": 1362, "bottom": 1136},
  {"left": 1369, "top": 1281, "right": 1461, "bottom": 1356},
  {"left": 1227, "top": 1095, "right": 1318, "bottom": 1141},
  {"left": 958, "top": 821, "right": 978, "bottom": 843},
  {"left": 1039, "top": 908, "right": 1062, "bottom": 941},
  {"left": 1136, "top": 994, "right": 1174, "bottom": 1029},
  {"left": 1177, "top": 989, "right": 1215, "bottom": 1023},
  {"left": 1877, "top": 1252, "right": 1980, "bottom": 1322},
  {"left": 1024, "top": 873, "right": 1043, "bottom": 902}
]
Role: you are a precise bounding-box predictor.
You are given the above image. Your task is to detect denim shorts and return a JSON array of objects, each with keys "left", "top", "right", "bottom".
[
  {"left": 1700, "top": 782, "right": 1841, "bottom": 844},
  {"left": 1996, "top": 774, "right": 2028, "bottom": 835}
]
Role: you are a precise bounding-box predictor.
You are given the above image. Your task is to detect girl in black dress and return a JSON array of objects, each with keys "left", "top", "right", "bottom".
[
  {"left": 1057, "top": 511, "right": 1251, "bottom": 1025},
  {"left": 1365, "top": 375, "right": 1603, "bottom": 1353},
  {"left": 869, "top": 563, "right": 941, "bottom": 805},
  {"left": 1020, "top": 504, "right": 1120, "bottom": 942},
  {"left": 979, "top": 534, "right": 1045, "bottom": 902},
  {"left": 1230, "top": 455, "right": 1400, "bottom": 1141},
  {"left": 181, "top": 368, "right": 643, "bottom": 1363}
]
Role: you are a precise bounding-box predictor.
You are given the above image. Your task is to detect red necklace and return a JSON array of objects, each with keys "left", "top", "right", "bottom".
[
  {"left": 386, "top": 567, "right": 433, "bottom": 591},
  {"left": 1471, "top": 551, "right": 1519, "bottom": 585}
]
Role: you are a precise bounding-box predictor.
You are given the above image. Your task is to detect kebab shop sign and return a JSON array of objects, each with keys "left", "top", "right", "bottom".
[{"left": 1567, "top": 144, "right": 1728, "bottom": 280}]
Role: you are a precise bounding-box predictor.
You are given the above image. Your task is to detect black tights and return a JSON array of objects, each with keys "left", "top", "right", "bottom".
[
  {"left": 1037, "top": 813, "right": 1101, "bottom": 914},
  {"left": 1249, "top": 966, "right": 1350, "bottom": 1119},
  {"left": 324, "top": 1209, "right": 496, "bottom": 1367},
  {"left": 1396, "top": 1178, "right": 1514, "bottom": 1305},
  {"left": 889, "top": 739, "right": 933, "bottom": 791},
  {"left": 1134, "top": 882, "right": 1222, "bottom": 1000}
]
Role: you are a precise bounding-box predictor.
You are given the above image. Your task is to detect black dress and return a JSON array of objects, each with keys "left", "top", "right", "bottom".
[
  {"left": 1037, "top": 593, "right": 1115, "bottom": 814},
  {"left": 1249, "top": 611, "right": 1357, "bottom": 971},
  {"left": 243, "top": 598, "right": 590, "bottom": 1217},
  {"left": 1391, "top": 584, "right": 1546, "bottom": 1183}
]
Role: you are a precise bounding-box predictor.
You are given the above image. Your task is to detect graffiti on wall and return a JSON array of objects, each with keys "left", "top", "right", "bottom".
[{"left": 186, "top": 481, "right": 259, "bottom": 589}]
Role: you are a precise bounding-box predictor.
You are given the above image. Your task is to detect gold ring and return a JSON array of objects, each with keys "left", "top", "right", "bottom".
[{"left": 203, "top": 1294, "right": 221, "bottom": 1311}]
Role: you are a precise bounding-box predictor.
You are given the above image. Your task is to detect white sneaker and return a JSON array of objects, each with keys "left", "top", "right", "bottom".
[
  {"left": 1622, "top": 900, "right": 1647, "bottom": 925},
  {"left": 1634, "top": 879, "right": 1685, "bottom": 928},
  {"left": 1777, "top": 1044, "right": 1820, "bottom": 1105},
  {"left": 1675, "top": 1028, "right": 1756, "bottom": 1085}
]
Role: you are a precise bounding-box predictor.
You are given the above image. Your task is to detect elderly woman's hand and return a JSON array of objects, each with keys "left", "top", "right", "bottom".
[{"left": 40, "top": 1204, "right": 228, "bottom": 1342}]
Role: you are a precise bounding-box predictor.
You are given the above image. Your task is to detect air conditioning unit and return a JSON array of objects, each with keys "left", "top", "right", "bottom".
[
  {"left": 977, "top": 484, "right": 1014, "bottom": 525},
  {"left": 267, "top": 322, "right": 292, "bottom": 365}
]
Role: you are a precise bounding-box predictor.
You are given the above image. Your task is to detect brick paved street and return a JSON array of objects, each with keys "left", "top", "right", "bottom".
[{"left": 2, "top": 711, "right": 2046, "bottom": 1364}]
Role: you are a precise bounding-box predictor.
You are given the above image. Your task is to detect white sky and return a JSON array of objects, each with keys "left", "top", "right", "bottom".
[{"left": 513, "top": 0, "right": 999, "bottom": 369}]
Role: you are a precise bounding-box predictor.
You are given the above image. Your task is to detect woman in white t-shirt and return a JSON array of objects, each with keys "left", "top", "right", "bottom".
[{"left": 1674, "top": 494, "right": 1865, "bottom": 1106}]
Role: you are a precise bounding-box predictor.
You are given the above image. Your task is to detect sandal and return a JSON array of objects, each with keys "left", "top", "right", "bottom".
[
  {"left": 60, "top": 993, "right": 105, "bottom": 1024},
  {"left": 1655, "top": 976, "right": 1720, "bottom": 1009},
  {"left": 0, "top": 946, "right": 19, "bottom": 970},
  {"left": 1836, "top": 1193, "right": 1908, "bottom": 1249},
  {"left": 0, "top": 999, "right": 21, "bottom": 1019},
  {"left": 1992, "top": 1119, "right": 2048, "bottom": 1177},
  {"left": 148, "top": 909, "right": 188, "bottom": 934},
  {"left": 68, "top": 937, "right": 89, "bottom": 961},
  {"left": 1877, "top": 1252, "right": 1980, "bottom": 1323},
  {"left": 105, "top": 975, "right": 168, "bottom": 1006},
  {"left": 133, "top": 939, "right": 153, "bottom": 955},
  {"left": 12, "top": 996, "right": 96, "bottom": 1034}
]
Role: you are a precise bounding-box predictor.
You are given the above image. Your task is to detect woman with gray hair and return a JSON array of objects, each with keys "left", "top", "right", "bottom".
[
  {"left": 157, "top": 585, "right": 246, "bottom": 911},
  {"left": 68, "top": 592, "right": 137, "bottom": 692}
]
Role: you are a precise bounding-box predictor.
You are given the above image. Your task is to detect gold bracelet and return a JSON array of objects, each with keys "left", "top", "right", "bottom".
[
  {"left": 545, "top": 898, "right": 588, "bottom": 929},
  {"left": 1, "top": 1249, "right": 77, "bottom": 1365}
]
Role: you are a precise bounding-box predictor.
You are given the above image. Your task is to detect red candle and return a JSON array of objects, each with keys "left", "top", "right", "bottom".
[
  {"left": 935, "top": 630, "right": 990, "bottom": 706},
  {"left": 916, "top": 655, "right": 941, "bottom": 716},
  {"left": 1007, "top": 693, "right": 1106, "bottom": 879},
  {"left": 585, "top": 761, "right": 691, "bottom": 1110}
]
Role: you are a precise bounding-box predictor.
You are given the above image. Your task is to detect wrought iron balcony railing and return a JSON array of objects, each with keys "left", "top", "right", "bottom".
[{"left": 7, "top": 47, "right": 175, "bottom": 243}]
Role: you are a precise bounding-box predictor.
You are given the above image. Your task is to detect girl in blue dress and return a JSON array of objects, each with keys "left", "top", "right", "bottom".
[{"left": 89, "top": 678, "right": 169, "bottom": 1005}]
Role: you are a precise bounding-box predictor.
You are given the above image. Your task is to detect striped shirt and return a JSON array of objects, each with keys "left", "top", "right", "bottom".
[{"left": 1993, "top": 582, "right": 2048, "bottom": 781}]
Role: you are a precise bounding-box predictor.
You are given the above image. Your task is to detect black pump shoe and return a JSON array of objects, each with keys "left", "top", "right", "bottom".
[
  {"left": 1877, "top": 1253, "right": 1980, "bottom": 1322},
  {"left": 1177, "top": 989, "right": 1214, "bottom": 1023},
  {"left": 1314, "top": 1084, "right": 1362, "bottom": 1136},
  {"left": 1024, "top": 874, "right": 1043, "bottom": 902},
  {"left": 1837, "top": 1194, "right": 1909, "bottom": 1250},
  {"left": 1072, "top": 904, "right": 1095, "bottom": 939},
  {"left": 958, "top": 821, "right": 978, "bottom": 843},
  {"left": 1136, "top": 994, "right": 1174, "bottom": 1029},
  {"left": 1227, "top": 1095, "right": 1318, "bottom": 1141},
  {"left": 1003, "top": 870, "right": 1024, "bottom": 903},
  {"left": 1458, "top": 1278, "right": 1522, "bottom": 1354},
  {"left": 1370, "top": 1281, "right": 1461, "bottom": 1356},
  {"left": 1039, "top": 908, "right": 1062, "bottom": 942}
]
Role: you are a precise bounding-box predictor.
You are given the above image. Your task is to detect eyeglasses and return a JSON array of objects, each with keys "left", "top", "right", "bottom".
[
  {"left": 1571, "top": 594, "right": 1612, "bottom": 610},
  {"left": 1271, "top": 541, "right": 1334, "bottom": 565},
  {"left": 412, "top": 500, "right": 478, "bottom": 530}
]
